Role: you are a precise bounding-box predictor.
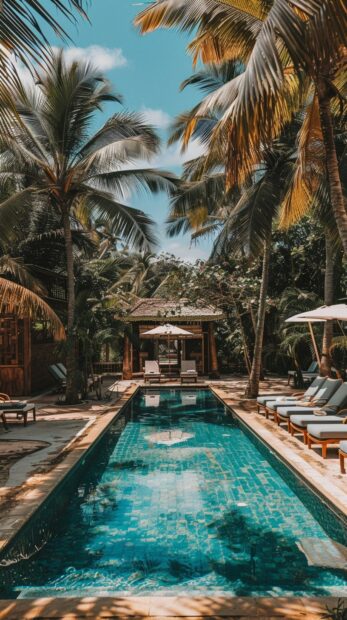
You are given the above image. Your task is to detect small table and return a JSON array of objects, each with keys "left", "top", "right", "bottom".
[{"left": 1, "top": 404, "right": 36, "bottom": 430}]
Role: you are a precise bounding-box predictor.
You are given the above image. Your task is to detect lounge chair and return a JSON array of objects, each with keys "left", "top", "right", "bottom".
[
  {"left": 288, "top": 382, "right": 347, "bottom": 443},
  {"left": 306, "top": 422, "right": 347, "bottom": 458},
  {"left": 258, "top": 376, "right": 327, "bottom": 416},
  {"left": 275, "top": 378, "right": 342, "bottom": 426},
  {"left": 287, "top": 361, "right": 319, "bottom": 386},
  {"left": 56, "top": 362, "right": 102, "bottom": 398},
  {"left": 49, "top": 364, "right": 67, "bottom": 392},
  {"left": 180, "top": 360, "right": 198, "bottom": 383},
  {"left": 339, "top": 441, "right": 347, "bottom": 473},
  {"left": 144, "top": 360, "right": 162, "bottom": 383},
  {"left": 0, "top": 393, "right": 36, "bottom": 430}
]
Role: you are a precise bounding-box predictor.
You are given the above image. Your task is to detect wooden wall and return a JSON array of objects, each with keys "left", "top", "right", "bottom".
[{"left": 31, "top": 342, "right": 58, "bottom": 393}]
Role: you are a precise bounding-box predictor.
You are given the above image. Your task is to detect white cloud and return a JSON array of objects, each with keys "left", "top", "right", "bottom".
[
  {"left": 53, "top": 45, "right": 127, "bottom": 71},
  {"left": 7, "top": 44, "right": 127, "bottom": 93},
  {"left": 152, "top": 139, "right": 206, "bottom": 168},
  {"left": 141, "top": 107, "right": 171, "bottom": 129}
]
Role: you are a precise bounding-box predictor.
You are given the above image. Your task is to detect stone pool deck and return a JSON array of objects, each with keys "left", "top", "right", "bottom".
[
  {"left": 0, "top": 594, "right": 343, "bottom": 619},
  {"left": 0, "top": 376, "right": 346, "bottom": 619},
  {"left": 210, "top": 379, "right": 347, "bottom": 520}
]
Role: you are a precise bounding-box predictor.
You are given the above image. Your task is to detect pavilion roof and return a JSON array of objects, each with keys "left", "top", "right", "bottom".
[{"left": 125, "top": 298, "right": 224, "bottom": 322}]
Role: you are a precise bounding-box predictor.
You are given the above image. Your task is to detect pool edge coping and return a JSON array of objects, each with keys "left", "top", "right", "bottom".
[
  {"left": 0, "top": 384, "right": 346, "bottom": 618},
  {"left": 210, "top": 385, "right": 347, "bottom": 522},
  {"left": 0, "top": 384, "right": 140, "bottom": 557}
]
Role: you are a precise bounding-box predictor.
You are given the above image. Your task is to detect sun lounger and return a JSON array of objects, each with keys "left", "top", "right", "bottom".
[
  {"left": 288, "top": 382, "right": 347, "bottom": 442},
  {"left": 49, "top": 363, "right": 102, "bottom": 398},
  {"left": 180, "top": 360, "right": 198, "bottom": 383},
  {"left": 275, "top": 378, "right": 342, "bottom": 426},
  {"left": 259, "top": 376, "right": 327, "bottom": 416},
  {"left": 287, "top": 361, "right": 318, "bottom": 386},
  {"left": 0, "top": 394, "right": 36, "bottom": 430},
  {"left": 49, "top": 364, "right": 67, "bottom": 392},
  {"left": 144, "top": 361, "right": 162, "bottom": 383},
  {"left": 339, "top": 441, "right": 347, "bottom": 473},
  {"left": 57, "top": 363, "right": 102, "bottom": 398},
  {"left": 307, "top": 422, "right": 347, "bottom": 458}
]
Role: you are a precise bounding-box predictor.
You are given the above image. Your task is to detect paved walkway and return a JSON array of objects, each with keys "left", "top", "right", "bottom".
[{"left": 0, "top": 594, "right": 341, "bottom": 619}]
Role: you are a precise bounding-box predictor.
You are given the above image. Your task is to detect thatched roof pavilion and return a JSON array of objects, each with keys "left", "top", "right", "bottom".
[{"left": 122, "top": 298, "right": 224, "bottom": 379}]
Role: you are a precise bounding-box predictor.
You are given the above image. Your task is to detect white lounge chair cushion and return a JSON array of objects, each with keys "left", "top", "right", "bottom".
[
  {"left": 307, "top": 424, "right": 347, "bottom": 439},
  {"left": 290, "top": 414, "right": 343, "bottom": 429},
  {"left": 277, "top": 406, "right": 315, "bottom": 418},
  {"left": 266, "top": 399, "right": 304, "bottom": 411},
  {"left": 256, "top": 394, "right": 293, "bottom": 405}
]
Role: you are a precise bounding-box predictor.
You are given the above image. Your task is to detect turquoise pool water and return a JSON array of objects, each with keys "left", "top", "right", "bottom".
[{"left": 1, "top": 388, "right": 347, "bottom": 598}]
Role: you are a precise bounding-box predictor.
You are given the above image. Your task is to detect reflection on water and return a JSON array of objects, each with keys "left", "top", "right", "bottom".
[{"left": 1, "top": 389, "right": 347, "bottom": 599}]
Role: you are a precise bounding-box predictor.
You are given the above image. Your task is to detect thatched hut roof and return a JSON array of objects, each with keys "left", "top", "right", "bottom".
[{"left": 125, "top": 298, "right": 224, "bottom": 322}]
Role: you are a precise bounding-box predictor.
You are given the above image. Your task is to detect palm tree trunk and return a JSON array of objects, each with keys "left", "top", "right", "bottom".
[
  {"left": 317, "top": 83, "right": 347, "bottom": 255},
  {"left": 62, "top": 209, "right": 79, "bottom": 404},
  {"left": 320, "top": 232, "right": 335, "bottom": 376},
  {"left": 245, "top": 235, "right": 271, "bottom": 398}
]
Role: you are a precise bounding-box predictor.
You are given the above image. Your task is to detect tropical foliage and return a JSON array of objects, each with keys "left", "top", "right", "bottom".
[
  {"left": 0, "top": 51, "right": 176, "bottom": 402},
  {"left": 0, "top": 0, "right": 346, "bottom": 401}
]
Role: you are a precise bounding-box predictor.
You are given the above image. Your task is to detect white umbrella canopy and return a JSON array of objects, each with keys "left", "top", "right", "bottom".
[
  {"left": 143, "top": 323, "right": 194, "bottom": 336},
  {"left": 292, "top": 304, "right": 347, "bottom": 321},
  {"left": 143, "top": 324, "right": 194, "bottom": 377},
  {"left": 285, "top": 312, "right": 325, "bottom": 323}
]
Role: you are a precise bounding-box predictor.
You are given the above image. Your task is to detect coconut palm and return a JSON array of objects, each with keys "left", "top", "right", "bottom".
[
  {"left": 169, "top": 136, "right": 296, "bottom": 396},
  {"left": 0, "top": 51, "right": 177, "bottom": 403},
  {"left": 135, "top": 0, "right": 347, "bottom": 253},
  {"left": 0, "top": 0, "right": 87, "bottom": 130}
]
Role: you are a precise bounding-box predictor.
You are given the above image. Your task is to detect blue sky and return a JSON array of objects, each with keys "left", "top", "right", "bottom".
[{"left": 38, "top": 0, "right": 211, "bottom": 260}]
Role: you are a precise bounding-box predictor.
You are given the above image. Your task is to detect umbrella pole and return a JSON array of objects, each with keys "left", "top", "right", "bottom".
[
  {"left": 308, "top": 321, "right": 321, "bottom": 364},
  {"left": 168, "top": 334, "right": 171, "bottom": 379}
]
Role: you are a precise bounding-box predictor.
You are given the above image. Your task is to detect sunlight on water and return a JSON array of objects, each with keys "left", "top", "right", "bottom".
[{"left": 1, "top": 389, "right": 347, "bottom": 598}]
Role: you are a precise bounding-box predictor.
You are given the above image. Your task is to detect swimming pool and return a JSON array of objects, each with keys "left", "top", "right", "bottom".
[{"left": 1, "top": 388, "right": 347, "bottom": 598}]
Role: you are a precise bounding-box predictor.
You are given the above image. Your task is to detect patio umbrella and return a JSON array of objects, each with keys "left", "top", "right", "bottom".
[
  {"left": 143, "top": 323, "right": 194, "bottom": 376},
  {"left": 285, "top": 312, "right": 325, "bottom": 363},
  {"left": 292, "top": 304, "right": 347, "bottom": 321}
]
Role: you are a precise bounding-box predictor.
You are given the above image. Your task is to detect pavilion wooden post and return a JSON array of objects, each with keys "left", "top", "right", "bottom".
[
  {"left": 122, "top": 335, "right": 132, "bottom": 380},
  {"left": 208, "top": 322, "right": 219, "bottom": 378}
]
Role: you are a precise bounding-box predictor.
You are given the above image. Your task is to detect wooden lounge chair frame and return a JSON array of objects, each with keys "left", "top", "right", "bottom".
[
  {"left": 289, "top": 408, "right": 347, "bottom": 444},
  {"left": 339, "top": 446, "right": 346, "bottom": 474},
  {"left": 0, "top": 393, "right": 36, "bottom": 430},
  {"left": 307, "top": 434, "right": 342, "bottom": 459}
]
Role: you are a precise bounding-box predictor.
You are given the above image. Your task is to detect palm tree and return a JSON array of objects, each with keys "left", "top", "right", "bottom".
[
  {"left": 0, "top": 51, "right": 177, "bottom": 403},
  {"left": 135, "top": 0, "right": 347, "bottom": 253},
  {"left": 0, "top": 0, "right": 87, "bottom": 130},
  {"left": 169, "top": 138, "right": 297, "bottom": 396}
]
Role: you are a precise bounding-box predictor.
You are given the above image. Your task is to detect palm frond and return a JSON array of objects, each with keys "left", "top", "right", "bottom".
[
  {"left": 86, "top": 168, "right": 178, "bottom": 198},
  {"left": 78, "top": 112, "right": 161, "bottom": 168},
  {"left": 0, "top": 277, "right": 65, "bottom": 340},
  {"left": 85, "top": 189, "right": 158, "bottom": 250},
  {"left": 279, "top": 96, "right": 325, "bottom": 228},
  {"left": 0, "top": 255, "right": 46, "bottom": 294}
]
